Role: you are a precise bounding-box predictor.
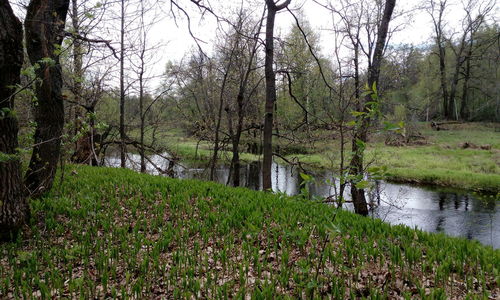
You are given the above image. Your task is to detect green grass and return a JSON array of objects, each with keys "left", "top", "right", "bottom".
[
  {"left": 1, "top": 166, "right": 498, "bottom": 298},
  {"left": 127, "top": 128, "right": 260, "bottom": 166},
  {"left": 139, "top": 122, "right": 499, "bottom": 192}
]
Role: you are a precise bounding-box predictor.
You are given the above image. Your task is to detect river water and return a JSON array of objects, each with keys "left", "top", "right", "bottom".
[{"left": 104, "top": 153, "right": 499, "bottom": 249}]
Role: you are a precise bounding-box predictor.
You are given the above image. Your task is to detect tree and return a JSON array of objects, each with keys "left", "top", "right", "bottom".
[
  {"left": 428, "top": 0, "right": 450, "bottom": 119},
  {"left": 24, "top": 0, "right": 71, "bottom": 197},
  {"left": 119, "top": 0, "right": 126, "bottom": 168},
  {"left": 263, "top": 0, "right": 291, "bottom": 191},
  {"left": 349, "top": 0, "right": 396, "bottom": 216},
  {"left": 67, "top": 0, "right": 116, "bottom": 165},
  {"left": 0, "top": 0, "right": 28, "bottom": 240}
]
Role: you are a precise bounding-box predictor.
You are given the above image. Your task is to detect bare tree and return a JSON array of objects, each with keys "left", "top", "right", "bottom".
[{"left": 226, "top": 10, "right": 264, "bottom": 187}]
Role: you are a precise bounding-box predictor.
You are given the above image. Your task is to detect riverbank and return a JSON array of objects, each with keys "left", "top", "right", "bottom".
[
  {"left": 154, "top": 123, "right": 499, "bottom": 193},
  {"left": 1, "top": 166, "right": 498, "bottom": 298}
]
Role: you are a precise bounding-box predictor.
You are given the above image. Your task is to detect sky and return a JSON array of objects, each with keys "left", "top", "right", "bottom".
[
  {"left": 11, "top": 0, "right": 499, "bottom": 90},
  {"left": 146, "top": 0, "right": 498, "bottom": 88}
]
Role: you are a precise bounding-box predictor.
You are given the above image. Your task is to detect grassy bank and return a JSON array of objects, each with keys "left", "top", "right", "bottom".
[
  {"left": 1, "top": 166, "right": 498, "bottom": 298},
  {"left": 152, "top": 123, "right": 499, "bottom": 192}
]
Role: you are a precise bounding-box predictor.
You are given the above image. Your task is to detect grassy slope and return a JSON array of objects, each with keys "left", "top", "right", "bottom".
[
  {"left": 1, "top": 166, "right": 498, "bottom": 299},
  {"left": 153, "top": 123, "right": 499, "bottom": 192}
]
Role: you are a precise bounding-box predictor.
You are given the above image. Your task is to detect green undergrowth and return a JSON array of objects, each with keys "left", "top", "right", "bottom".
[
  {"left": 1, "top": 166, "right": 498, "bottom": 299},
  {"left": 149, "top": 123, "right": 499, "bottom": 192}
]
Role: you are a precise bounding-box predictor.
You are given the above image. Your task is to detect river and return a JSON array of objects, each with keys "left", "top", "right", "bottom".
[{"left": 104, "top": 152, "right": 499, "bottom": 249}]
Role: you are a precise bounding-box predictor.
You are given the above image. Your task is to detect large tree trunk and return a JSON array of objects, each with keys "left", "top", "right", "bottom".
[
  {"left": 263, "top": 0, "right": 291, "bottom": 191},
  {"left": 350, "top": 0, "right": 396, "bottom": 216},
  {"left": 262, "top": 3, "right": 276, "bottom": 191},
  {"left": 24, "top": 0, "right": 70, "bottom": 197},
  {"left": 0, "top": 1, "right": 28, "bottom": 239}
]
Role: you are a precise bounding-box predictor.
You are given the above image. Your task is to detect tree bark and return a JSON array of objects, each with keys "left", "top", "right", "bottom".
[
  {"left": 460, "top": 39, "right": 473, "bottom": 120},
  {"left": 0, "top": 1, "right": 28, "bottom": 240},
  {"left": 119, "top": 0, "right": 126, "bottom": 168},
  {"left": 349, "top": 0, "right": 396, "bottom": 216},
  {"left": 430, "top": 1, "right": 450, "bottom": 119},
  {"left": 70, "top": 0, "right": 93, "bottom": 165},
  {"left": 24, "top": 0, "right": 70, "bottom": 198},
  {"left": 263, "top": 0, "right": 291, "bottom": 191}
]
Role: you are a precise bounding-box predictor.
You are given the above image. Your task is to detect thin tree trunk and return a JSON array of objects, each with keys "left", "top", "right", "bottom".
[
  {"left": 430, "top": 1, "right": 450, "bottom": 119},
  {"left": 70, "top": 0, "right": 93, "bottom": 165},
  {"left": 25, "top": 0, "right": 70, "bottom": 197},
  {"left": 460, "top": 39, "right": 473, "bottom": 120},
  {"left": 438, "top": 43, "right": 449, "bottom": 119},
  {"left": 139, "top": 49, "right": 146, "bottom": 173},
  {"left": 119, "top": 0, "right": 126, "bottom": 168},
  {"left": 0, "top": 0, "right": 27, "bottom": 240},
  {"left": 210, "top": 36, "right": 238, "bottom": 181},
  {"left": 350, "top": 0, "right": 396, "bottom": 216},
  {"left": 231, "top": 94, "right": 245, "bottom": 186},
  {"left": 449, "top": 39, "right": 467, "bottom": 121}
]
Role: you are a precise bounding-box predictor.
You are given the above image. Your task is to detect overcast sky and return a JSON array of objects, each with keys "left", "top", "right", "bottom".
[
  {"left": 141, "top": 0, "right": 497, "bottom": 88},
  {"left": 11, "top": 0, "right": 499, "bottom": 90}
]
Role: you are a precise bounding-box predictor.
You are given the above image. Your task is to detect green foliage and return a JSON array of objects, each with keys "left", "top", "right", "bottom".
[{"left": 0, "top": 166, "right": 497, "bottom": 298}]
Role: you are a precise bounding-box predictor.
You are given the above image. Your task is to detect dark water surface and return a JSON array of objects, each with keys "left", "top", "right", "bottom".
[{"left": 105, "top": 153, "right": 499, "bottom": 249}]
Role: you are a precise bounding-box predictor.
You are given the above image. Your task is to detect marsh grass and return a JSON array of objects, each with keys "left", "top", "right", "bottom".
[{"left": 0, "top": 166, "right": 498, "bottom": 298}]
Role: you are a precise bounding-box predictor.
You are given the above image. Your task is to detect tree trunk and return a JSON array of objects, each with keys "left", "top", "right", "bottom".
[
  {"left": 460, "top": 39, "right": 473, "bottom": 120},
  {"left": 24, "top": 0, "right": 70, "bottom": 198},
  {"left": 449, "top": 37, "right": 467, "bottom": 121},
  {"left": 263, "top": 0, "right": 290, "bottom": 190},
  {"left": 438, "top": 44, "right": 450, "bottom": 119},
  {"left": 119, "top": 0, "right": 126, "bottom": 168},
  {"left": 139, "top": 47, "right": 146, "bottom": 173},
  {"left": 350, "top": 0, "right": 396, "bottom": 216},
  {"left": 70, "top": 0, "right": 93, "bottom": 165},
  {"left": 0, "top": 1, "right": 28, "bottom": 240},
  {"left": 231, "top": 94, "right": 245, "bottom": 187},
  {"left": 430, "top": 1, "right": 450, "bottom": 119},
  {"left": 262, "top": 4, "right": 276, "bottom": 191}
]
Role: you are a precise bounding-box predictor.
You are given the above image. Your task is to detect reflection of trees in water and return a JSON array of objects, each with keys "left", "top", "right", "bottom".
[
  {"left": 436, "top": 216, "right": 445, "bottom": 232},
  {"left": 246, "top": 162, "right": 260, "bottom": 190},
  {"left": 438, "top": 193, "right": 446, "bottom": 210},
  {"left": 104, "top": 153, "right": 499, "bottom": 248}
]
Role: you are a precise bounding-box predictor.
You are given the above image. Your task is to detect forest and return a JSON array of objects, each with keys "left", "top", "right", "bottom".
[{"left": 0, "top": 0, "right": 499, "bottom": 298}]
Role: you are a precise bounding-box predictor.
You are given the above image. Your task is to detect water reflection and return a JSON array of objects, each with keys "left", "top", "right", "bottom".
[{"left": 104, "top": 153, "right": 499, "bottom": 249}]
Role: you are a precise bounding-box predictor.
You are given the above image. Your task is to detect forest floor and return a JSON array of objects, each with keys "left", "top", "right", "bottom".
[
  {"left": 1, "top": 166, "right": 498, "bottom": 299},
  {"left": 152, "top": 122, "right": 499, "bottom": 193}
]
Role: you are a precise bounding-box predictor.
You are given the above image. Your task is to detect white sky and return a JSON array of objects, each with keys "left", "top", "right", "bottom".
[
  {"left": 149, "top": 0, "right": 498, "bottom": 87},
  {"left": 11, "top": 0, "right": 499, "bottom": 90}
]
